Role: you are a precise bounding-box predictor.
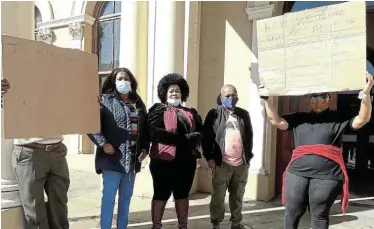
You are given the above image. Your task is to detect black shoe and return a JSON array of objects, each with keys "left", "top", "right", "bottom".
[
  {"left": 231, "top": 224, "right": 246, "bottom": 229},
  {"left": 212, "top": 224, "right": 220, "bottom": 229}
]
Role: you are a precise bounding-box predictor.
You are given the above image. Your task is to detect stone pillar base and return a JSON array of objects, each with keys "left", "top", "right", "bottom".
[
  {"left": 80, "top": 135, "right": 95, "bottom": 154},
  {"left": 244, "top": 171, "right": 275, "bottom": 201},
  {"left": 133, "top": 168, "right": 154, "bottom": 198},
  {"left": 196, "top": 166, "right": 213, "bottom": 193},
  {"left": 1, "top": 207, "right": 24, "bottom": 229}
]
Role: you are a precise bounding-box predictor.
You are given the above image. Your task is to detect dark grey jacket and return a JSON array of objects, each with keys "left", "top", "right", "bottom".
[
  {"left": 88, "top": 92, "right": 150, "bottom": 174},
  {"left": 202, "top": 105, "right": 253, "bottom": 166}
]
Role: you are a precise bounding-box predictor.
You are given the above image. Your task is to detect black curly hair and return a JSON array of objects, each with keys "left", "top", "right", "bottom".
[{"left": 157, "top": 73, "right": 189, "bottom": 103}]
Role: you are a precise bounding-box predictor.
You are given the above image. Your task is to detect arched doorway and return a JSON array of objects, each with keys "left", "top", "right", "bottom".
[{"left": 275, "top": 1, "right": 374, "bottom": 196}]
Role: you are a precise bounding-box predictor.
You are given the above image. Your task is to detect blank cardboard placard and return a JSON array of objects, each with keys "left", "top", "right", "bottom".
[
  {"left": 2, "top": 35, "right": 100, "bottom": 139},
  {"left": 256, "top": 1, "right": 367, "bottom": 96}
]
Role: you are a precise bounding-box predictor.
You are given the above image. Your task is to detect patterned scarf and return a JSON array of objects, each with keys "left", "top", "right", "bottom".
[
  {"left": 154, "top": 105, "right": 195, "bottom": 160},
  {"left": 116, "top": 99, "right": 133, "bottom": 173}
]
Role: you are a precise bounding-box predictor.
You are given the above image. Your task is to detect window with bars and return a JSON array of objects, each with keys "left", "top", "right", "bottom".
[{"left": 95, "top": 1, "right": 122, "bottom": 86}]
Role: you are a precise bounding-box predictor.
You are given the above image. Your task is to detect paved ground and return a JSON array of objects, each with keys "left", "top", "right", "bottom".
[{"left": 66, "top": 154, "right": 374, "bottom": 229}]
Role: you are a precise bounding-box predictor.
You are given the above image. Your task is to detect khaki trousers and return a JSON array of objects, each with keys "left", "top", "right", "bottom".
[
  {"left": 12, "top": 144, "right": 70, "bottom": 229},
  {"left": 210, "top": 162, "right": 248, "bottom": 226}
]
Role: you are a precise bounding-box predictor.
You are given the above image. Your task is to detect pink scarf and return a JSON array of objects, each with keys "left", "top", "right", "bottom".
[{"left": 150, "top": 106, "right": 195, "bottom": 161}]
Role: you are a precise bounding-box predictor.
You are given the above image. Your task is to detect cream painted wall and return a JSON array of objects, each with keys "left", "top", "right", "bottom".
[
  {"left": 1, "top": 0, "right": 34, "bottom": 180},
  {"left": 136, "top": 1, "right": 149, "bottom": 101},
  {"left": 49, "top": 1, "right": 74, "bottom": 19},
  {"left": 197, "top": 1, "right": 257, "bottom": 196},
  {"left": 52, "top": 27, "right": 73, "bottom": 48},
  {"left": 82, "top": 24, "right": 93, "bottom": 52},
  {"left": 1, "top": 2, "right": 34, "bottom": 228},
  {"left": 198, "top": 1, "right": 252, "bottom": 118},
  {"left": 2, "top": 1, "right": 34, "bottom": 39}
]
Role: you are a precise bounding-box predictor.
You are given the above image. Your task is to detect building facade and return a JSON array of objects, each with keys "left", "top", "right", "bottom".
[
  {"left": 2, "top": 3, "right": 374, "bottom": 226},
  {"left": 28, "top": 0, "right": 276, "bottom": 200}
]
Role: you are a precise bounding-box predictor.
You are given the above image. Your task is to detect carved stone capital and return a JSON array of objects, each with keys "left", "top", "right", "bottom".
[
  {"left": 37, "top": 27, "right": 53, "bottom": 44},
  {"left": 246, "top": 2, "right": 275, "bottom": 21},
  {"left": 68, "top": 22, "right": 84, "bottom": 40}
]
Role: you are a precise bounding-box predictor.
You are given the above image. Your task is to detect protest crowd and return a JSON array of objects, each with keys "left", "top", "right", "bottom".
[{"left": 2, "top": 68, "right": 373, "bottom": 229}]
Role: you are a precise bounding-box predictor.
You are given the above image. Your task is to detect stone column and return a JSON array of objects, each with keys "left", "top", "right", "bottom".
[
  {"left": 119, "top": 1, "right": 139, "bottom": 73},
  {"left": 245, "top": 2, "right": 276, "bottom": 200},
  {"left": 184, "top": 1, "right": 201, "bottom": 109},
  {"left": 183, "top": 0, "right": 202, "bottom": 194},
  {"left": 150, "top": 1, "right": 185, "bottom": 104},
  {"left": 1, "top": 1, "right": 34, "bottom": 228},
  {"left": 133, "top": 1, "right": 186, "bottom": 198},
  {"left": 247, "top": 2, "right": 275, "bottom": 174}
]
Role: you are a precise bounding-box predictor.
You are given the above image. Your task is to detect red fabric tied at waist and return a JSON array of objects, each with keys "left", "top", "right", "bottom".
[{"left": 281, "top": 144, "right": 349, "bottom": 214}]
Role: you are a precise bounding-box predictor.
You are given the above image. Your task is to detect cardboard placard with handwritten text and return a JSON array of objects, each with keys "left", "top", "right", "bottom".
[
  {"left": 256, "top": 1, "right": 367, "bottom": 96},
  {"left": 2, "top": 35, "right": 100, "bottom": 139}
]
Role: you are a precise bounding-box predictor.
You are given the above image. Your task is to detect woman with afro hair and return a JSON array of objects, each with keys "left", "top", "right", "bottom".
[{"left": 147, "top": 73, "right": 204, "bottom": 229}]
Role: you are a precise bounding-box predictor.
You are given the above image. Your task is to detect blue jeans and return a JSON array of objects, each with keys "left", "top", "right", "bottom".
[{"left": 101, "top": 170, "right": 136, "bottom": 229}]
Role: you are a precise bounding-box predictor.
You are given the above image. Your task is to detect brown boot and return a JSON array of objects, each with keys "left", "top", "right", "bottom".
[
  {"left": 151, "top": 200, "right": 167, "bottom": 229},
  {"left": 175, "top": 198, "right": 189, "bottom": 229}
]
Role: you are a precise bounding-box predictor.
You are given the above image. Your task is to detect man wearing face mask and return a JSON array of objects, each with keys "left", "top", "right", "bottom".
[
  {"left": 202, "top": 84, "right": 253, "bottom": 229},
  {"left": 262, "top": 72, "right": 373, "bottom": 229}
]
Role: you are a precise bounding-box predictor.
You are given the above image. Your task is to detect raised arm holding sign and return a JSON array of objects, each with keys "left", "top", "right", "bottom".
[
  {"left": 257, "top": 2, "right": 373, "bottom": 228},
  {"left": 262, "top": 71, "right": 372, "bottom": 228}
]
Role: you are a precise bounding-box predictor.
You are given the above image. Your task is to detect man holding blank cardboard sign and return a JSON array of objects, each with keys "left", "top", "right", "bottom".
[
  {"left": 2, "top": 78, "right": 69, "bottom": 229},
  {"left": 261, "top": 72, "right": 373, "bottom": 229},
  {"left": 1, "top": 34, "right": 99, "bottom": 229}
]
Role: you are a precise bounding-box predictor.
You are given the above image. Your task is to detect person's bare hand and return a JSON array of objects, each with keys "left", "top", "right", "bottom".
[
  {"left": 207, "top": 159, "right": 216, "bottom": 169},
  {"left": 103, "top": 143, "right": 115, "bottom": 155},
  {"left": 363, "top": 72, "right": 374, "bottom": 94},
  {"left": 1, "top": 78, "right": 10, "bottom": 95},
  {"left": 138, "top": 149, "right": 148, "bottom": 162}
]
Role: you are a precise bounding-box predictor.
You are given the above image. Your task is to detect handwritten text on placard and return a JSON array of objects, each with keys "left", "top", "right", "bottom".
[{"left": 257, "top": 1, "right": 366, "bottom": 96}]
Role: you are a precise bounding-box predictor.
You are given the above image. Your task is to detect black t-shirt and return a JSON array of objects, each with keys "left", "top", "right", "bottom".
[{"left": 282, "top": 110, "right": 354, "bottom": 180}]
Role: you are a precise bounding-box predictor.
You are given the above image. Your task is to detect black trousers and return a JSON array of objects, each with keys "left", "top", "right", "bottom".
[
  {"left": 150, "top": 157, "right": 196, "bottom": 201},
  {"left": 284, "top": 172, "right": 342, "bottom": 229}
]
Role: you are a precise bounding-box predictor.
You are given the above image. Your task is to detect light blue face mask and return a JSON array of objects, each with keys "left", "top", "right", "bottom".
[{"left": 115, "top": 80, "right": 131, "bottom": 94}]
